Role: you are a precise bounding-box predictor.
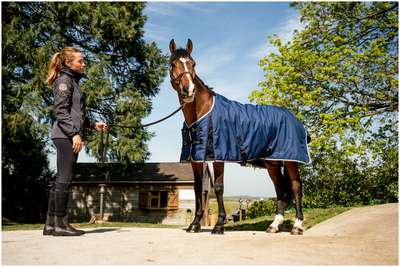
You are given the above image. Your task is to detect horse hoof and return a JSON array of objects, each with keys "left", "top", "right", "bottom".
[
  {"left": 192, "top": 224, "right": 201, "bottom": 232},
  {"left": 266, "top": 226, "right": 279, "bottom": 233},
  {"left": 290, "top": 227, "right": 303, "bottom": 235},
  {"left": 211, "top": 225, "right": 224, "bottom": 235},
  {"left": 186, "top": 224, "right": 201, "bottom": 233}
]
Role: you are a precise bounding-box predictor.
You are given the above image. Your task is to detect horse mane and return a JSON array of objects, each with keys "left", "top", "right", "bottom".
[{"left": 195, "top": 75, "right": 215, "bottom": 95}]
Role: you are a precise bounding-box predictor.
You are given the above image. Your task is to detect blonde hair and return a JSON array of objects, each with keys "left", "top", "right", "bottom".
[{"left": 46, "top": 47, "right": 81, "bottom": 86}]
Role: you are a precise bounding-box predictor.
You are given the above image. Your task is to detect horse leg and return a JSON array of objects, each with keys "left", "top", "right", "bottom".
[
  {"left": 186, "top": 162, "right": 204, "bottom": 233},
  {"left": 212, "top": 162, "right": 226, "bottom": 234},
  {"left": 265, "top": 160, "right": 288, "bottom": 233},
  {"left": 284, "top": 161, "right": 304, "bottom": 235}
]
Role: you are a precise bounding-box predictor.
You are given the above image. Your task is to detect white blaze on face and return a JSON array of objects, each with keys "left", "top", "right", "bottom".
[{"left": 179, "top": 57, "right": 195, "bottom": 97}]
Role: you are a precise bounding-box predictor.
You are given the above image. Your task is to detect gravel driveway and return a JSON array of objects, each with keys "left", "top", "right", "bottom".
[{"left": 2, "top": 203, "right": 398, "bottom": 265}]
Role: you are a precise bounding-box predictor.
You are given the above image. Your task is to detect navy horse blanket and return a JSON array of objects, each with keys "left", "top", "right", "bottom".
[{"left": 180, "top": 93, "right": 311, "bottom": 165}]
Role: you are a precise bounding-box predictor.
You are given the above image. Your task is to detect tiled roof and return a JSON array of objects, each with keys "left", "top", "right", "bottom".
[{"left": 73, "top": 162, "right": 195, "bottom": 182}]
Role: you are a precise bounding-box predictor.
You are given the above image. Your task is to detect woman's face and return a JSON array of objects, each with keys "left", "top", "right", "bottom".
[{"left": 66, "top": 52, "right": 85, "bottom": 73}]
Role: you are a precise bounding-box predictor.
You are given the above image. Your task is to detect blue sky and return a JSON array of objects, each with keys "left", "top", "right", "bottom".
[{"left": 49, "top": 2, "right": 304, "bottom": 197}]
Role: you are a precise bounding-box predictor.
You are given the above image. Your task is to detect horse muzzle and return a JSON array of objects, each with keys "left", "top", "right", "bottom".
[{"left": 180, "top": 87, "right": 196, "bottom": 103}]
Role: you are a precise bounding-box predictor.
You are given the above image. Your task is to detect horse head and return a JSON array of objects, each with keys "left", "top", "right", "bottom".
[{"left": 169, "top": 39, "right": 197, "bottom": 103}]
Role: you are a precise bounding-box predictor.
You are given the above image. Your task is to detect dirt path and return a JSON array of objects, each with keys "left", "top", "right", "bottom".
[{"left": 2, "top": 203, "right": 398, "bottom": 265}]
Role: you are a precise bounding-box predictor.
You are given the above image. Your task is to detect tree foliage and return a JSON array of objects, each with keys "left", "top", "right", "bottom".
[
  {"left": 2, "top": 116, "right": 54, "bottom": 222},
  {"left": 3, "top": 2, "right": 168, "bottom": 163},
  {"left": 246, "top": 199, "right": 276, "bottom": 219},
  {"left": 250, "top": 2, "right": 398, "bottom": 206},
  {"left": 250, "top": 2, "right": 397, "bottom": 155},
  {"left": 2, "top": 2, "right": 167, "bottom": 222},
  {"left": 302, "top": 133, "right": 398, "bottom": 208}
]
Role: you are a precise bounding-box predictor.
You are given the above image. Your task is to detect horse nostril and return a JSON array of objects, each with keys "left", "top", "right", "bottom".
[
  {"left": 182, "top": 87, "right": 189, "bottom": 95},
  {"left": 181, "top": 89, "right": 188, "bottom": 97},
  {"left": 182, "top": 87, "right": 195, "bottom": 98}
]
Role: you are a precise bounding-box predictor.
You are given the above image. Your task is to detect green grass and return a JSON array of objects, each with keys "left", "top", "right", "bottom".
[
  {"left": 2, "top": 223, "right": 45, "bottom": 231},
  {"left": 2, "top": 206, "right": 350, "bottom": 232},
  {"left": 225, "top": 206, "right": 350, "bottom": 232},
  {"left": 209, "top": 199, "right": 241, "bottom": 216}
]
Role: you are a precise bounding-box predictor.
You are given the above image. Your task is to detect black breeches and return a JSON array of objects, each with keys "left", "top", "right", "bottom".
[
  {"left": 53, "top": 138, "right": 78, "bottom": 185},
  {"left": 48, "top": 138, "right": 78, "bottom": 216}
]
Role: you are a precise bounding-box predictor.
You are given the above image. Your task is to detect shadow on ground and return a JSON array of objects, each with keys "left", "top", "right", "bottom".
[
  {"left": 225, "top": 219, "right": 293, "bottom": 232},
  {"left": 180, "top": 219, "right": 293, "bottom": 233},
  {"left": 84, "top": 228, "right": 120, "bottom": 234}
]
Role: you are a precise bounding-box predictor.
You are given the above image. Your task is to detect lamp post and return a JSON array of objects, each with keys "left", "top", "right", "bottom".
[
  {"left": 239, "top": 198, "right": 247, "bottom": 222},
  {"left": 239, "top": 198, "right": 242, "bottom": 222},
  {"left": 98, "top": 184, "right": 106, "bottom": 222}
]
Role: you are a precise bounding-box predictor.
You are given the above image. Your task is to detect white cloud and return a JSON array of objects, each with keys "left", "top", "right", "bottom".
[
  {"left": 212, "top": 82, "right": 253, "bottom": 102},
  {"left": 196, "top": 47, "right": 235, "bottom": 78},
  {"left": 144, "top": 23, "right": 173, "bottom": 42},
  {"left": 190, "top": 41, "right": 250, "bottom": 101},
  {"left": 185, "top": 38, "right": 265, "bottom": 103},
  {"left": 144, "top": 2, "right": 211, "bottom": 16},
  {"left": 144, "top": 2, "right": 178, "bottom": 16},
  {"left": 143, "top": 3, "right": 213, "bottom": 47},
  {"left": 250, "top": 11, "right": 304, "bottom": 60}
]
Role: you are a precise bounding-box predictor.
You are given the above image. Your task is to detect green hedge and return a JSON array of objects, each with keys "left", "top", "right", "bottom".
[
  {"left": 247, "top": 199, "right": 277, "bottom": 219},
  {"left": 301, "top": 143, "right": 398, "bottom": 208}
]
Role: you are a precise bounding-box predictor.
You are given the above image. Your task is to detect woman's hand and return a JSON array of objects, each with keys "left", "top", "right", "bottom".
[
  {"left": 72, "top": 134, "right": 83, "bottom": 154},
  {"left": 95, "top": 122, "right": 108, "bottom": 132}
]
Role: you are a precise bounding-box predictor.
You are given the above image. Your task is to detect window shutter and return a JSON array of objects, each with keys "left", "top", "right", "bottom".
[
  {"left": 139, "top": 192, "right": 149, "bottom": 209},
  {"left": 167, "top": 191, "right": 179, "bottom": 210}
]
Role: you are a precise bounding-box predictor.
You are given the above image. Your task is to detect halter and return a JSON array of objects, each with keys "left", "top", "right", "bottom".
[
  {"left": 170, "top": 69, "right": 196, "bottom": 100},
  {"left": 170, "top": 71, "right": 196, "bottom": 85}
]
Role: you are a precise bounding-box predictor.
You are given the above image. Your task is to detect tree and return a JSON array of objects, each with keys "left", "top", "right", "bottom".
[
  {"left": 2, "top": 2, "right": 168, "bottom": 222},
  {"left": 3, "top": 2, "right": 168, "bottom": 162},
  {"left": 250, "top": 2, "right": 397, "bottom": 155},
  {"left": 2, "top": 117, "right": 54, "bottom": 223},
  {"left": 249, "top": 2, "right": 398, "bottom": 206},
  {"left": 301, "top": 133, "right": 398, "bottom": 208}
]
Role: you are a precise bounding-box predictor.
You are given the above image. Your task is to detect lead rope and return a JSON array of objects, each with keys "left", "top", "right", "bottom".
[
  {"left": 99, "top": 103, "right": 186, "bottom": 163},
  {"left": 89, "top": 104, "right": 185, "bottom": 224}
]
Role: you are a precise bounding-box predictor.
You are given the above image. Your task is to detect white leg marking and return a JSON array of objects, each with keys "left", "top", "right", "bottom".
[
  {"left": 270, "top": 214, "right": 284, "bottom": 228},
  {"left": 294, "top": 218, "right": 303, "bottom": 229}
]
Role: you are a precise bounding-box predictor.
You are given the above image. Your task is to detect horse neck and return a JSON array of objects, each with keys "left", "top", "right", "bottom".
[{"left": 181, "top": 78, "right": 213, "bottom": 126}]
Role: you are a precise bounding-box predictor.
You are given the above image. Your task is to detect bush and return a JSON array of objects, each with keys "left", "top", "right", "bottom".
[
  {"left": 247, "top": 199, "right": 276, "bottom": 219},
  {"left": 301, "top": 142, "right": 398, "bottom": 208}
]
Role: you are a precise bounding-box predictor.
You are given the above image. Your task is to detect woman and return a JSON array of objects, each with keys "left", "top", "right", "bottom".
[{"left": 44, "top": 47, "right": 107, "bottom": 236}]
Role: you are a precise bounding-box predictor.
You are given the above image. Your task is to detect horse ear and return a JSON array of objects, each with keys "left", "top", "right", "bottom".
[
  {"left": 186, "top": 39, "right": 193, "bottom": 54},
  {"left": 169, "top": 39, "right": 176, "bottom": 53}
]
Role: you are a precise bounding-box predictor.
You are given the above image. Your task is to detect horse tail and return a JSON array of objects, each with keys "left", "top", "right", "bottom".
[{"left": 283, "top": 165, "right": 293, "bottom": 204}]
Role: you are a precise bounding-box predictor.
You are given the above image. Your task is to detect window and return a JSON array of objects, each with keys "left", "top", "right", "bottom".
[
  {"left": 139, "top": 191, "right": 179, "bottom": 210},
  {"left": 150, "top": 191, "right": 168, "bottom": 209}
]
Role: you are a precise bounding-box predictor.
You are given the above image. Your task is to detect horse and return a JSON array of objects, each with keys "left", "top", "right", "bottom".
[{"left": 169, "top": 39, "right": 311, "bottom": 235}]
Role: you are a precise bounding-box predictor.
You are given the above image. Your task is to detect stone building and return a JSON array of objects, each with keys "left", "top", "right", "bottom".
[{"left": 68, "top": 162, "right": 211, "bottom": 225}]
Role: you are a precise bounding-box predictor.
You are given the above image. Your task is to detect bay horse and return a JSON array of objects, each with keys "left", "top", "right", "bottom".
[{"left": 169, "top": 39, "right": 311, "bottom": 235}]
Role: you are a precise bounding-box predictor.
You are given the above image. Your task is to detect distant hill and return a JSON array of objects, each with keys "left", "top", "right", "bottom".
[{"left": 222, "top": 195, "right": 273, "bottom": 201}]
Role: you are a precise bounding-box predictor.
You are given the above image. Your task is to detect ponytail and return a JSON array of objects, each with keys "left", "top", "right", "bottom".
[
  {"left": 46, "top": 47, "right": 81, "bottom": 86},
  {"left": 46, "top": 52, "right": 61, "bottom": 86}
]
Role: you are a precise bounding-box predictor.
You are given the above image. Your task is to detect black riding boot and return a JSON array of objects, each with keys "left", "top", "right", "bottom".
[
  {"left": 43, "top": 214, "right": 55, "bottom": 235},
  {"left": 53, "top": 184, "right": 84, "bottom": 236},
  {"left": 43, "top": 187, "right": 55, "bottom": 235},
  {"left": 53, "top": 215, "right": 85, "bottom": 236}
]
